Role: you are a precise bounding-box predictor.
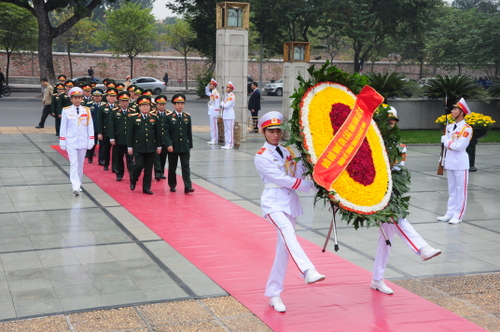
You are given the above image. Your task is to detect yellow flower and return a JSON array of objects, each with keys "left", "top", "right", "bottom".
[{"left": 300, "top": 82, "right": 392, "bottom": 215}]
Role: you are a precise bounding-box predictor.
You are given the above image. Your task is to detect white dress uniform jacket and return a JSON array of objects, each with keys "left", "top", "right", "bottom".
[
  {"left": 220, "top": 92, "right": 235, "bottom": 120},
  {"left": 254, "top": 142, "right": 313, "bottom": 217},
  {"left": 59, "top": 105, "right": 95, "bottom": 150},
  {"left": 205, "top": 86, "right": 220, "bottom": 117},
  {"left": 443, "top": 119, "right": 472, "bottom": 170}
]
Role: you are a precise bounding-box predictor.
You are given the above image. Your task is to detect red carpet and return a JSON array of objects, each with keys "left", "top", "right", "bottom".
[{"left": 54, "top": 146, "right": 486, "bottom": 332}]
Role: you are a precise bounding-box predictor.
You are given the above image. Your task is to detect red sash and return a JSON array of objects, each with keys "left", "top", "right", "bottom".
[{"left": 313, "top": 86, "right": 383, "bottom": 190}]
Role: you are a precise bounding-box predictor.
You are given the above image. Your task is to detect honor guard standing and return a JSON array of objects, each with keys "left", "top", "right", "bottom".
[
  {"left": 438, "top": 98, "right": 473, "bottom": 225},
  {"left": 127, "top": 96, "right": 162, "bottom": 194},
  {"left": 153, "top": 95, "right": 170, "bottom": 180},
  {"left": 110, "top": 91, "right": 136, "bottom": 182},
  {"left": 371, "top": 106, "right": 442, "bottom": 296},
  {"left": 97, "top": 88, "right": 118, "bottom": 171},
  {"left": 164, "top": 93, "right": 194, "bottom": 194},
  {"left": 220, "top": 81, "right": 236, "bottom": 149},
  {"left": 254, "top": 111, "right": 325, "bottom": 313},
  {"left": 59, "top": 87, "right": 95, "bottom": 195},
  {"left": 85, "top": 88, "right": 103, "bottom": 163},
  {"left": 205, "top": 78, "right": 220, "bottom": 144}
]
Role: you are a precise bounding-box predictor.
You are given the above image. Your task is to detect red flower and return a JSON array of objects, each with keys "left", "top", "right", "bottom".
[{"left": 329, "top": 103, "right": 376, "bottom": 186}]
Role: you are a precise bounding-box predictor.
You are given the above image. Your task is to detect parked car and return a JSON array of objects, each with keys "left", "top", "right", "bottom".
[
  {"left": 264, "top": 79, "right": 283, "bottom": 96},
  {"left": 72, "top": 76, "right": 104, "bottom": 84},
  {"left": 131, "top": 77, "right": 166, "bottom": 94}
]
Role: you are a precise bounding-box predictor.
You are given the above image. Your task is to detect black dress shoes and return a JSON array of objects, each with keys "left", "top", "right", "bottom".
[
  {"left": 184, "top": 187, "right": 195, "bottom": 194},
  {"left": 99, "top": 161, "right": 105, "bottom": 166},
  {"left": 160, "top": 175, "right": 166, "bottom": 179},
  {"left": 130, "top": 182, "right": 136, "bottom": 190},
  {"left": 116, "top": 176, "right": 122, "bottom": 182},
  {"left": 170, "top": 187, "right": 176, "bottom": 192},
  {"left": 35, "top": 125, "right": 44, "bottom": 128},
  {"left": 143, "top": 189, "right": 153, "bottom": 195},
  {"left": 103, "top": 166, "right": 109, "bottom": 171},
  {"left": 155, "top": 176, "right": 161, "bottom": 181}
]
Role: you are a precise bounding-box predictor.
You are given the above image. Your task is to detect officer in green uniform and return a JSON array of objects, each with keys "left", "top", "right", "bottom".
[
  {"left": 127, "top": 95, "right": 162, "bottom": 194},
  {"left": 51, "top": 83, "right": 65, "bottom": 136},
  {"left": 153, "top": 95, "right": 171, "bottom": 180},
  {"left": 110, "top": 91, "right": 136, "bottom": 182},
  {"left": 81, "top": 84, "right": 93, "bottom": 104},
  {"left": 97, "top": 88, "right": 118, "bottom": 170},
  {"left": 54, "top": 80, "right": 73, "bottom": 136},
  {"left": 165, "top": 93, "right": 194, "bottom": 194},
  {"left": 53, "top": 75, "right": 67, "bottom": 93},
  {"left": 86, "top": 88, "right": 104, "bottom": 163},
  {"left": 116, "top": 82, "right": 125, "bottom": 92}
]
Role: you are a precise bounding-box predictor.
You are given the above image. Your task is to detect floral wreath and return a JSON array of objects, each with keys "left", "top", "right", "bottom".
[{"left": 286, "top": 62, "right": 412, "bottom": 229}]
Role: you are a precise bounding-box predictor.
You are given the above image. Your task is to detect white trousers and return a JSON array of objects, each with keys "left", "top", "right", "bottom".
[
  {"left": 446, "top": 169, "right": 469, "bottom": 219},
  {"left": 265, "top": 212, "right": 314, "bottom": 298},
  {"left": 372, "top": 218, "right": 427, "bottom": 281},
  {"left": 223, "top": 119, "right": 234, "bottom": 148},
  {"left": 67, "top": 148, "right": 87, "bottom": 191},
  {"left": 209, "top": 115, "right": 218, "bottom": 143}
]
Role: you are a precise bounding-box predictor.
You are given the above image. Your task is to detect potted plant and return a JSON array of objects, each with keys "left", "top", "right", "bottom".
[{"left": 435, "top": 112, "right": 496, "bottom": 171}]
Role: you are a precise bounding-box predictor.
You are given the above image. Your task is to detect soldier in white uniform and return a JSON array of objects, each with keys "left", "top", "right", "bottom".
[
  {"left": 220, "top": 81, "right": 235, "bottom": 149},
  {"left": 371, "top": 107, "right": 442, "bottom": 295},
  {"left": 438, "top": 98, "right": 473, "bottom": 224},
  {"left": 254, "top": 111, "right": 325, "bottom": 313},
  {"left": 59, "top": 87, "right": 95, "bottom": 196},
  {"left": 205, "top": 78, "right": 220, "bottom": 145}
]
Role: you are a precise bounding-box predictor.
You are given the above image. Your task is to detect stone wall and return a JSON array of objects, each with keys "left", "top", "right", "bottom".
[
  {"left": 389, "top": 99, "right": 500, "bottom": 130},
  {"left": 0, "top": 51, "right": 490, "bottom": 84}
]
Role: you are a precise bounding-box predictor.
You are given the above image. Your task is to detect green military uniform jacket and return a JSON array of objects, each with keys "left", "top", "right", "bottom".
[
  {"left": 155, "top": 110, "right": 172, "bottom": 146},
  {"left": 127, "top": 113, "right": 162, "bottom": 153},
  {"left": 164, "top": 112, "right": 193, "bottom": 153},
  {"left": 109, "top": 107, "right": 137, "bottom": 146},
  {"left": 51, "top": 92, "right": 71, "bottom": 117},
  {"left": 97, "top": 103, "right": 118, "bottom": 137}
]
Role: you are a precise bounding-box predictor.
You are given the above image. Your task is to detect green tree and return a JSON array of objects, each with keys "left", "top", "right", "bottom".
[
  {"left": 96, "top": 2, "right": 156, "bottom": 77},
  {"left": 338, "top": 0, "right": 441, "bottom": 72},
  {"left": 53, "top": 10, "right": 97, "bottom": 78},
  {"left": 424, "top": 7, "right": 477, "bottom": 75},
  {"left": 250, "top": 0, "right": 333, "bottom": 57},
  {"left": 162, "top": 19, "right": 196, "bottom": 90},
  {"left": 0, "top": 3, "right": 37, "bottom": 84},
  {"left": 0, "top": 0, "right": 116, "bottom": 81},
  {"left": 167, "top": 0, "right": 217, "bottom": 66}
]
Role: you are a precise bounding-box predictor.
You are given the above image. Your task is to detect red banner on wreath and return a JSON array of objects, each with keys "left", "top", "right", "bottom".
[{"left": 313, "top": 86, "right": 384, "bottom": 190}]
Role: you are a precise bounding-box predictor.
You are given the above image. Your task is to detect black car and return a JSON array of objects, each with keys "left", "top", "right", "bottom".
[{"left": 72, "top": 76, "right": 104, "bottom": 84}]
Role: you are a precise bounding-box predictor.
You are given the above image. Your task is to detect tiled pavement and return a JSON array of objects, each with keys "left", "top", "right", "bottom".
[{"left": 0, "top": 127, "right": 499, "bottom": 331}]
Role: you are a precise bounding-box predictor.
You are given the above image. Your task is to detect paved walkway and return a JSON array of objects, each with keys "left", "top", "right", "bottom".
[{"left": 0, "top": 127, "right": 499, "bottom": 331}]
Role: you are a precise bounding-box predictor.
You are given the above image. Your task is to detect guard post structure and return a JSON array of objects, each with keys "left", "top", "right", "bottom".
[
  {"left": 283, "top": 42, "right": 311, "bottom": 138},
  {"left": 216, "top": 2, "right": 250, "bottom": 143}
]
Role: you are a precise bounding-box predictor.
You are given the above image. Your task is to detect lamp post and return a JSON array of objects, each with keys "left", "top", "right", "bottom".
[
  {"left": 216, "top": 2, "right": 250, "bottom": 142},
  {"left": 282, "top": 42, "right": 311, "bottom": 136}
]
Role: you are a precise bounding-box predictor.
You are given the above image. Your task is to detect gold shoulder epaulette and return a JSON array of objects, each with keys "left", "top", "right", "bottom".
[
  {"left": 165, "top": 110, "right": 173, "bottom": 115},
  {"left": 128, "top": 112, "right": 139, "bottom": 117},
  {"left": 184, "top": 112, "right": 191, "bottom": 116},
  {"left": 257, "top": 147, "right": 266, "bottom": 155}
]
